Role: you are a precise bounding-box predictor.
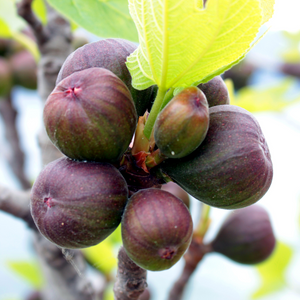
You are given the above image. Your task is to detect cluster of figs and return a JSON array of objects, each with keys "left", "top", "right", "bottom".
[{"left": 30, "top": 38, "right": 275, "bottom": 272}]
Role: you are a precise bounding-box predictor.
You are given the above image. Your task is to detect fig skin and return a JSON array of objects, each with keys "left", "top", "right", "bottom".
[
  {"left": 211, "top": 205, "right": 276, "bottom": 264},
  {"left": 56, "top": 38, "right": 155, "bottom": 116},
  {"left": 121, "top": 188, "right": 193, "bottom": 271},
  {"left": 154, "top": 87, "right": 209, "bottom": 158},
  {"left": 198, "top": 76, "right": 230, "bottom": 107},
  {"left": 44, "top": 67, "right": 137, "bottom": 162},
  {"left": 30, "top": 157, "right": 128, "bottom": 249},
  {"left": 160, "top": 105, "right": 273, "bottom": 209}
]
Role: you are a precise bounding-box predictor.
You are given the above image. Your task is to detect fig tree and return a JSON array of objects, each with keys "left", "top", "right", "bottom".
[
  {"left": 160, "top": 105, "right": 273, "bottom": 209},
  {"left": 30, "top": 157, "right": 128, "bottom": 249},
  {"left": 211, "top": 205, "right": 276, "bottom": 264},
  {"left": 44, "top": 67, "right": 137, "bottom": 162},
  {"left": 121, "top": 188, "right": 193, "bottom": 271},
  {"left": 154, "top": 87, "right": 209, "bottom": 158}
]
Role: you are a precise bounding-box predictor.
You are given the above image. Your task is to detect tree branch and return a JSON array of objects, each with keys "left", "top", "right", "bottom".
[{"left": 114, "top": 247, "right": 148, "bottom": 300}]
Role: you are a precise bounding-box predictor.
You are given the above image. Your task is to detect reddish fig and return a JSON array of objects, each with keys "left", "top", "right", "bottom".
[
  {"left": 154, "top": 87, "right": 209, "bottom": 158},
  {"left": 10, "top": 50, "right": 37, "bottom": 90},
  {"left": 44, "top": 67, "right": 137, "bottom": 162},
  {"left": 56, "top": 38, "right": 155, "bottom": 116},
  {"left": 160, "top": 105, "right": 273, "bottom": 209},
  {"left": 211, "top": 205, "right": 276, "bottom": 264},
  {"left": 0, "top": 58, "right": 12, "bottom": 96},
  {"left": 30, "top": 157, "right": 128, "bottom": 249},
  {"left": 198, "top": 76, "right": 230, "bottom": 107},
  {"left": 121, "top": 189, "right": 193, "bottom": 271}
]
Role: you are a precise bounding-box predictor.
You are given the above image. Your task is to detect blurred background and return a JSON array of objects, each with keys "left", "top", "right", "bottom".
[{"left": 1, "top": 0, "right": 300, "bottom": 299}]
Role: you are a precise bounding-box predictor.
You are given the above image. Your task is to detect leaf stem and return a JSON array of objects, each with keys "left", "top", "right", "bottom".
[
  {"left": 161, "top": 87, "right": 175, "bottom": 110},
  {"left": 143, "top": 87, "right": 167, "bottom": 139},
  {"left": 195, "top": 204, "right": 211, "bottom": 239}
]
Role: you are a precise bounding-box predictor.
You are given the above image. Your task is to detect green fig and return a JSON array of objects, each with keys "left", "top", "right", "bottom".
[
  {"left": 56, "top": 38, "right": 155, "bottom": 116},
  {"left": 30, "top": 157, "right": 128, "bottom": 249},
  {"left": 44, "top": 67, "right": 137, "bottom": 162},
  {"left": 211, "top": 205, "right": 276, "bottom": 264},
  {"left": 121, "top": 188, "right": 193, "bottom": 271},
  {"left": 159, "top": 105, "right": 273, "bottom": 209},
  {"left": 154, "top": 87, "right": 209, "bottom": 158}
]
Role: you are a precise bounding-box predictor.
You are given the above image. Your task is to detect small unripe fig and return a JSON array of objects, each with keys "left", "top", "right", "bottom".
[
  {"left": 56, "top": 38, "right": 155, "bottom": 116},
  {"left": 0, "top": 58, "right": 12, "bottom": 96},
  {"left": 154, "top": 87, "right": 209, "bottom": 158},
  {"left": 30, "top": 157, "right": 128, "bottom": 249},
  {"left": 160, "top": 105, "right": 273, "bottom": 209},
  {"left": 211, "top": 205, "right": 276, "bottom": 264},
  {"left": 10, "top": 50, "right": 37, "bottom": 90},
  {"left": 198, "top": 76, "right": 230, "bottom": 107},
  {"left": 44, "top": 67, "right": 137, "bottom": 162},
  {"left": 122, "top": 189, "right": 193, "bottom": 271}
]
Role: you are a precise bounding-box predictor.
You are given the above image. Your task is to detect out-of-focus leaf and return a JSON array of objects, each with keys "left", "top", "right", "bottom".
[
  {"left": 0, "top": 18, "right": 12, "bottom": 38},
  {"left": 252, "top": 241, "right": 293, "bottom": 299},
  {"left": 281, "top": 31, "right": 300, "bottom": 63},
  {"left": 231, "top": 78, "right": 300, "bottom": 112},
  {"left": 224, "top": 78, "right": 235, "bottom": 103},
  {"left": 103, "top": 283, "right": 114, "bottom": 300},
  {"left": 32, "top": 0, "right": 47, "bottom": 24},
  {"left": 7, "top": 260, "right": 44, "bottom": 289},
  {"left": 109, "top": 224, "right": 122, "bottom": 245},
  {"left": 0, "top": 1, "right": 26, "bottom": 32},
  {"left": 46, "top": 0, "right": 138, "bottom": 41}
]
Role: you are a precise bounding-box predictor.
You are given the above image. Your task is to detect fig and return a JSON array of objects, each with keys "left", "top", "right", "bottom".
[
  {"left": 0, "top": 58, "right": 12, "bottom": 96},
  {"left": 30, "top": 157, "right": 128, "bottom": 249},
  {"left": 154, "top": 87, "right": 209, "bottom": 158},
  {"left": 198, "top": 76, "right": 230, "bottom": 107},
  {"left": 121, "top": 188, "right": 193, "bottom": 271},
  {"left": 161, "top": 182, "right": 190, "bottom": 209},
  {"left": 56, "top": 38, "right": 155, "bottom": 116},
  {"left": 10, "top": 50, "right": 37, "bottom": 90},
  {"left": 159, "top": 105, "right": 273, "bottom": 209},
  {"left": 44, "top": 67, "right": 137, "bottom": 162},
  {"left": 211, "top": 205, "right": 276, "bottom": 264}
]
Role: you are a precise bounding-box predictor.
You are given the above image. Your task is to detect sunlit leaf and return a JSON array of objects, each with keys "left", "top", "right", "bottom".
[
  {"left": 0, "top": 1, "right": 26, "bottom": 32},
  {"left": 252, "top": 241, "right": 293, "bottom": 299},
  {"left": 259, "top": 0, "right": 275, "bottom": 25},
  {"left": 47, "top": 0, "right": 138, "bottom": 41},
  {"left": 7, "top": 260, "right": 44, "bottom": 289},
  {"left": 224, "top": 78, "right": 235, "bottom": 103},
  {"left": 0, "top": 18, "right": 12, "bottom": 38},
  {"left": 32, "top": 0, "right": 47, "bottom": 24},
  {"left": 231, "top": 78, "right": 300, "bottom": 112},
  {"left": 103, "top": 283, "right": 114, "bottom": 300},
  {"left": 127, "top": 0, "right": 274, "bottom": 91}
]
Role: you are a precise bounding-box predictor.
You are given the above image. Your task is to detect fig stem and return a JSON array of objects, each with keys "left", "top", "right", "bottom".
[
  {"left": 161, "top": 87, "right": 175, "bottom": 110},
  {"left": 132, "top": 113, "right": 150, "bottom": 155},
  {"left": 195, "top": 203, "right": 211, "bottom": 240},
  {"left": 144, "top": 86, "right": 167, "bottom": 139},
  {"left": 145, "top": 148, "right": 167, "bottom": 169}
]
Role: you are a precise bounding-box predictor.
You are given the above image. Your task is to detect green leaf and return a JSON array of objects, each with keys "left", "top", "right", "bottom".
[
  {"left": 231, "top": 78, "right": 300, "bottom": 112},
  {"left": 127, "top": 0, "right": 274, "bottom": 91},
  {"left": 0, "top": 1, "right": 26, "bottom": 32},
  {"left": 0, "top": 18, "right": 12, "bottom": 38},
  {"left": 32, "top": 0, "right": 47, "bottom": 25},
  {"left": 46, "top": 0, "right": 138, "bottom": 41},
  {"left": 7, "top": 260, "right": 44, "bottom": 289},
  {"left": 252, "top": 241, "right": 293, "bottom": 299}
]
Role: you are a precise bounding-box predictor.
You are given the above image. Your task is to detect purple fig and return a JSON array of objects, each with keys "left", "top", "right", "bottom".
[
  {"left": 154, "top": 87, "right": 209, "bottom": 158},
  {"left": 30, "top": 157, "right": 128, "bottom": 249},
  {"left": 0, "top": 58, "right": 12, "bottom": 96},
  {"left": 56, "top": 38, "right": 155, "bottom": 116},
  {"left": 10, "top": 50, "right": 37, "bottom": 90},
  {"left": 160, "top": 105, "right": 273, "bottom": 209},
  {"left": 211, "top": 205, "right": 276, "bottom": 264},
  {"left": 44, "top": 67, "right": 137, "bottom": 162},
  {"left": 121, "top": 188, "right": 193, "bottom": 271},
  {"left": 198, "top": 76, "right": 230, "bottom": 107}
]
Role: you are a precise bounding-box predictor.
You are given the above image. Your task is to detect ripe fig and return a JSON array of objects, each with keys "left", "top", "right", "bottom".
[
  {"left": 211, "top": 205, "right": 276, "bottom": 264},
  {"left": 9, "top": 50, "right": 37, "bottom": 90},
  {"left": 154, "top": 87, "right": 209, "bottom": 158},
  {"left": 0, "top": 58, "right": 12, "bottom": 96},
  {"left": 30, "top": 157, "right": 128, "bottom": 249},
  {"left": 160, "top": 105, "right": 273, "bottom": 209},
  {"left": 198, "top": 76, "right": 230, "bottom": 107},
  {"left": 56, "top": 38, "right": 155, "bottom": 116},
  {"left": 44, "top": 67, "right": 137, "bottom": 162},
  {"left": 121, "top": 189, "right": 193, "bottom": 271}
]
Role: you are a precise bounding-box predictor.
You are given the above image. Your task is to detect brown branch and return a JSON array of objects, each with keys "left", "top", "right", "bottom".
[
  {"left": 114, "top": 247, "right": 148, "bottom": 300},
  {"left": 168, "top": 238, "right": 212, "bottom": 300},
  {"left": 0, "top": 94, "right": 32, "bottom": 189}
]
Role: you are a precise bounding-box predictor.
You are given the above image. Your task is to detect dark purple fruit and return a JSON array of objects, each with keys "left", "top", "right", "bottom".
[
  {"left": 44, "top": 67, "right": 137, "bottom": 162},
  {"left": 0, "top": 58, "right": 12, "bottom": 96},
  {"left": 56, "top": 38, "right": 155, "bottom": 116},
  {"left": 198, "top": 76, "right": 229, "bottom": 107},
  {"left": 121, "top": 188, "right": 193, "bottom": 271},
  {"left": 154, "top": 87, "right": 209, "bottom": 158},
  {"left": 30, "top": 157, "right": 128, "bottom": 249},
  {"left": 211, "top": 205, "right": 276, "bottom": 264},
  {"left": 10, "top": 51, "right": 37, "bottom": 90},
  {"left": 160, "top": 105, "right": 273, "bottom": 209}
]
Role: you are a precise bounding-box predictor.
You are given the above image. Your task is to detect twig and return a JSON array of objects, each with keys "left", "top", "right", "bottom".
[{"left": 114, "top": 247, "right": 148, "bottom": 300}]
